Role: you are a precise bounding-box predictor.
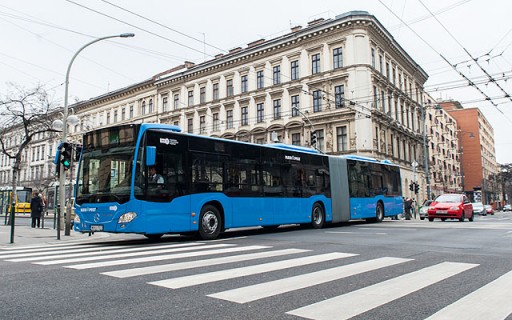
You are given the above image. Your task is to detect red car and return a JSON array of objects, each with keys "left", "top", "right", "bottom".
[
  {"left": 484, "top": 205, "right": 494, "bottom": 215},
  {"left": 427, "top": 194, "right": 474, "bottom": 222}
]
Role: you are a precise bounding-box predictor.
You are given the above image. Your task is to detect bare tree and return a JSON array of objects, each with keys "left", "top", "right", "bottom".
[{"left": 0, "top": 84, "right": 60, "bottom": 242}]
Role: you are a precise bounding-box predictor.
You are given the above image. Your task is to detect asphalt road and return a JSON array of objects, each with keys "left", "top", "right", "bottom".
[{"left": 1, "top": 212, "right": 511, "bottom": 320}]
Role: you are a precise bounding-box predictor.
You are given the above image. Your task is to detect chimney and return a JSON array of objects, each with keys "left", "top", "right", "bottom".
[
  {"left": 229, "top": 47, "right": 242, "bottom": 54},
  {"left": 307, "top": 18, "right": 325, "bottom": 27},
  {"left": 291, "top": 25, "right": 302, "bottom": 33},
  {"left": 215, "top": 53, "right": 224, "bottom": 59},
  {"left": 184, "top": 61, "right": 195, "bottom": 68},
  {"left": 247, "top": 39, "right": 266, "bottom": 48}
]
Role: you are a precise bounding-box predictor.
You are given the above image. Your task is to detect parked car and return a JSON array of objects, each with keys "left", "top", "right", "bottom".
[
  {"left": 419, "top": 200, "right": 433, "bottom": 220},
  {"left": 484, "top": 205, "right": 494, "bottom": 215},
  {"left": 472, "top": 202, "right": 486, "bottom": 216},
  {"left": 503, "top": 204, "right": 512, "bottom": 212},
  {"left": 427, "top": 194, "right": 474, "bottom": 222}
]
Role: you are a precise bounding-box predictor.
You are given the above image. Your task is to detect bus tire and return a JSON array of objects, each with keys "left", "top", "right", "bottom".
[
  {"left": 375, "top": 202, "right": 384, "bottom": 222},
  {"left": 145, "top": 234, "right": 163, "bottom": 240},
  {"left": 311, "top": 203, "right": 325, "bottom": 229},
  {"left": 199, "top": 205, "right": 222, "bottom": 240}
]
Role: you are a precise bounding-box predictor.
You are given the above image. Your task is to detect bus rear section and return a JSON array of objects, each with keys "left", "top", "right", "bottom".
[{"left": 329, "top": 156, "right": 403, "bottom": 223}]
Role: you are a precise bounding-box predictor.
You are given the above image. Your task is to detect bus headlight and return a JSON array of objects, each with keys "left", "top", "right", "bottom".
[
  {"left": 74, "top": 215, "right": 80, "bottom": 223},
  {"left": 118, "top": 212, "right": 137, "bottom": 224}
]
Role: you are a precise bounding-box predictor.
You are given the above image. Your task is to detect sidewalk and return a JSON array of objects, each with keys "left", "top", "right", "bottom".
[{"left": 0, "top": 214, "right": 113, "bottom": 247}]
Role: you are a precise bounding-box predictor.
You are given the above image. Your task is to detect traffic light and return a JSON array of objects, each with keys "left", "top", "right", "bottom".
[
  {"left": 414, "top": 182, "right": 420, "bottom": 194},
  {"left": 409, "top": 183, "right": 414, "bottom": 191},
  {"left": 61, "top": 142, "right": 73, "bottom": 171},
  {"left": 310, "top": 130, "right": 317, "bottom": 147}
]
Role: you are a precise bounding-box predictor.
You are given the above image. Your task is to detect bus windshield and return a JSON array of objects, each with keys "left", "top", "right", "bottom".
[{"left": 76, "top": 146, "right": 135, "bottom": 205}]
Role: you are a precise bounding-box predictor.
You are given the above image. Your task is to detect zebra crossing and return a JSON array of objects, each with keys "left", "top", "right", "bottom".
[{"left": 1, "top": 241, "right": 512, "bottom": 319}]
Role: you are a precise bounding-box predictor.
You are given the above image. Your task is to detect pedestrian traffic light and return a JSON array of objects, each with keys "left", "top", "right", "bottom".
[
  {"left": 409, "top": 183, "right": 414, "bottom": 191},
  {"left": 414, "top": 182, "right": 420, "bottom": 194},
  {"left": 310, "top": 130, "right": 317, "bottom": 147},
  {"left": 61, "top": 142, "right": 72, "bottom": 170}
]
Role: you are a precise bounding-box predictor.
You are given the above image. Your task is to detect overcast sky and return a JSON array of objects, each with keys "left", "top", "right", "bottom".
[{"left": 2, "top": 0, "right": 512, "bottom": 163}]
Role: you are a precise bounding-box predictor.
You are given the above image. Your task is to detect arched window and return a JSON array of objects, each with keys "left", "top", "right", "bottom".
[{"left": 141, "top": 101, "right": 146, "bottom": 115}]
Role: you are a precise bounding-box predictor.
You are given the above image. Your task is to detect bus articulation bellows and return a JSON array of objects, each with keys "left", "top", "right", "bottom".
[{"left": 74, "top": 124, "right": 403, "bottom": 240}]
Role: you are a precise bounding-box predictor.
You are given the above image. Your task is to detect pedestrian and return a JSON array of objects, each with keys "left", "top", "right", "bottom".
[
  {"left": 30, "top": 191, "right": 44, "bottom": 228},
  {"left": 404, "top": 197, "right": 413, "bottom": 220}
]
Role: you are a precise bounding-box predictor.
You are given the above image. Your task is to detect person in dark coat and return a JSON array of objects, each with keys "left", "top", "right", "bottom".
[
  {"left": 404, "top": 197, "right": 413, "bottom": 220},
  {"left": 30, "top": 191, "right": 44, "bottom": 228}
]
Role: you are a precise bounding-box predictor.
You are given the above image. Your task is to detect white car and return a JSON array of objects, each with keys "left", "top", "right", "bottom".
[
  {"left": 503, "top": 204, "right": 512, "bottom": 212},
  {"left": 472, "top": 202, "right": 485, "bottom": 216}
]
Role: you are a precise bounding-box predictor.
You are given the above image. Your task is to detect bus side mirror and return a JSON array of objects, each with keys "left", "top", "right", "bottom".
[{"left": 145, "top": 146, "right": 156, "bottom": 167}]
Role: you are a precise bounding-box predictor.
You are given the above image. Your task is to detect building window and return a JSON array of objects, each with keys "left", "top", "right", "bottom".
[
  {"left": 292, "top": 133, "right": 301, "bottom": 146},
  {"left": 213, "top": 113, "right": 219, "bottom": 131},
  {"left": 241, "top": 106, "right": 248, "bottom": 125},
  {"left": 121, "top": 108, "right": 126, "bottom": 121},
  {"left": 200, "top": 115, "right": 206, "bottom": 133},
  {"left": 148, "top": 99, "right": 153, "bottom": 113},
  {"left": 141, "top": 101, "right": 146, "bottom": 115},
  {"left": 200, "top": 87, "right": 206, "bottom": 104},
  {"left": 241, "top": 75, "right": 248, "bottom": 93},
  {"left": 188, "top": 90, "right": 194, "bottom": 106},
  {"left": 291, "top": 60, "right": 299, "bottom": 80},
  {"left": 257, "top": 70, "right": 264, "bottom": 89},
  {"left": 187, "top": 118, "right": 193, "bottom": 133},
  {"left": 273, "top": 99, "right": 281, "bottom": 119},
  {"left": 106, "top": 112, "right": 111, "bottom": 124},
  {"left": 291, "top": 95, "right": 300, "bottom": 116},
  {"left": 273, "top": 65, "right": 281, "bottom": 85},
  {"left": 226, "top": 110, "right": 233, "bottom": 129},
  {"left": 334, "top": 85, "right": 344, "bottom": 108},
  {"left": 373, "top": 86, "right": 378, "bottom": 109},
  {"left": 333, "top": 47, "right": 343, "bottom": 69},
  {"left": 337, "top": 126, "right": 348, "bottom": 152},
  {"left": 311, "top": 53, "right": 320, "bottom": 74},
  {"left": 129, "top": 105, "right": 133, "bottom": 118},
  {"left": 316, "top": 129, "right": 324, "bottom": 152},
  {"left": 371, "top": 48, "right": 376, "bottom": 68},
  {"left": 386, "top": 62, "right": 390, "bottom": 79},
  {"left": 173, "top": 94, "right": 180, "bottom": 109},
  {"left": 226, "top": 79, "right": 234, "bottom": 97},
  {"left": 213, "top": 83, "right": 219, "bottom": 100},
  {"left": 162, "top": 96, "right": 168, "bottom": 112},
  {"left": 381, "top": 90, "right": 386, "bottom": 112},
  {"left": 114, "top": 110, "right": 118, "bottom": 123},
  {"left": 313, "top": 90, "right": 322, "bottom": 112},
  {"left": 257, "top": 103, "right": 264, "bottom": 123},
  {"left": 379, "top": 54, "right": 383, "bottom": 74}
]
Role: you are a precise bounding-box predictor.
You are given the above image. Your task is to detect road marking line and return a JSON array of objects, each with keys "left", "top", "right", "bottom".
[
  {"left": 209, "top": 257, "right": 411, "bottom": 303},
  {"left": 426, "top": 270, "right": 512, "bottom": 320},
  {"left": 66, "top": 245, "right": 270, "bottom": 269},
  {"left": 102, "top": 248, "right": 307, "bottom": 278},
  {"left": 7, "top": 242, "right": 205, "bottom": 262},
  {"left": 286, "top": 262, "right": 478, "bottom": 320},
  {"left": 0, "top": 245, "right": 129, "bottom": 259},
  {"left": 149, "top": 252, "right": 357, "bottom": 289},
  {"left": 30, "top": 243, "right": 231, "bottom": 265}
]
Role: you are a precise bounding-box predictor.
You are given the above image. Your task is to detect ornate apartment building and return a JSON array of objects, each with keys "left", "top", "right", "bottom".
[{"left": 2, "top": 11, "right": 434, "bottom": 199}]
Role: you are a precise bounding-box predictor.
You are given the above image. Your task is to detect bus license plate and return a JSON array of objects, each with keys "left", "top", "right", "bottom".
[
  {"left": 91, "top": 225, "right": 103, "bottom": 231},
  {"left": 437, "top": 210, "right": 448, "bottom": 214}
]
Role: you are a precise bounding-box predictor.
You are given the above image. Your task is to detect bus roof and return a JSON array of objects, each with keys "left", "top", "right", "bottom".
[
  {"left": 263, "top": 143, "right": 321, "bottom": 154},
  {"left": 339, "top": 154, "right": 396, "bottom": 165}
]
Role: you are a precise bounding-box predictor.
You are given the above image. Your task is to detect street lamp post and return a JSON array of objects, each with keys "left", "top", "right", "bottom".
[{"left": 58, "top": 33, "right": 135, "bottom": 237}]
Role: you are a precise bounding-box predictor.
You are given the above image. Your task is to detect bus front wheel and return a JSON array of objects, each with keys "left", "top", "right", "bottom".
[
  {"left": 311, "top": 203, "right": 325, "bottom": 229},
  {"left": 199, "top": 205, "right": 222, "bottom": 240},
  {"left": 375, "top": 202, "right": 384, "bottom": 222}
]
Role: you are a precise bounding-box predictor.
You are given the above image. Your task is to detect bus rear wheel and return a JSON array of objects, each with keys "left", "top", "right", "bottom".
[
  {"left": 375, "top": 202, "right": 384, "bottom": 222},
  {"left": 311, "top": 203, "right": 325, "bottom": 229},
  {"left": 199, "top": 205, "right": 222, "bottom": 240}
]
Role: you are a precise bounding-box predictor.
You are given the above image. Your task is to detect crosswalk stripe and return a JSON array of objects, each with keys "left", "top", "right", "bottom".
[
  {"left": 0, "top": 244, "right": 101, "bottom": 255},
  {"left": 149, "top": 252, "right": 357, "bottom": 289},
  {"left": 67, "top": 245, "right": 271, "bottom": 270},
  {"left": 0, "top": 245, "right": 130, "bottom": 259},
  {"left": 7, "top": 242, "right": 205, "bottom": 262},
  {"left": 208, "top": 257, "right": 412, "bottom": 303},
  {"left": 31, "top": 244, "right": 232, "bottom": 265},
  {"left": 286, "top": 262, "right": 479, "bottom": 320},
  {"left": 102, "top": 248, "right": 308, "bottom": 278},
  {"left": 425, "top": 270, "right": 512, "bottom": 320}
]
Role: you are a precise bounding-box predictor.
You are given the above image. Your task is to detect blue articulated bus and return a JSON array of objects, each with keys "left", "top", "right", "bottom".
[{"left": 74, "top": 123, "right": 402, "bottom": 240}]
